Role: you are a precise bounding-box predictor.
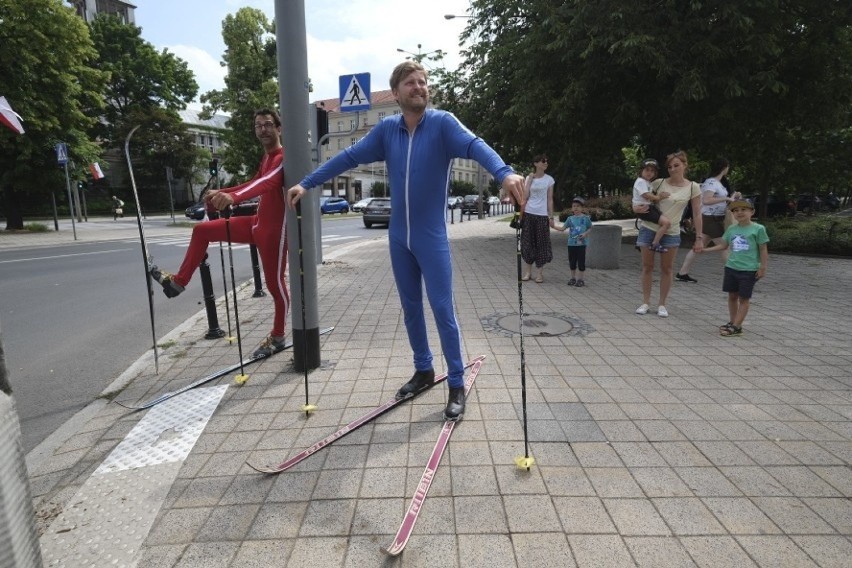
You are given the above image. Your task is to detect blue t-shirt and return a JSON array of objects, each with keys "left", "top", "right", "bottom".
[{"left": 563, "top": 214, "right": 592, "bottom": 246}]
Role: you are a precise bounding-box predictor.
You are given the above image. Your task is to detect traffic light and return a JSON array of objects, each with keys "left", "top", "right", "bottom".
[
  {"left": 209, "top": 158, "right": 219, "bottom": 177},
  {"left": 316, "top": 106, "right": 329, "bottom": 145}
]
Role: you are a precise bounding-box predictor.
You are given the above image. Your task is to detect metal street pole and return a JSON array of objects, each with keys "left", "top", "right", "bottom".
[
  {"left": 276, "top": 0, "right": 320, "bottom": 371},
  {"left": 63, "top": 162, "right": 77, "bottom": 240},
  {"left": 165, "top": 167, "right": 175, "bottom": 222}
]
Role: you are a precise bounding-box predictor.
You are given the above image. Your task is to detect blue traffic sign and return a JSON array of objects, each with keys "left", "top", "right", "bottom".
[
  {"left": 339, "top": 73, "right": 371, "bottom": 113},
  {"left": 55, "top": 142, "right": 68, "bottom": 165}
]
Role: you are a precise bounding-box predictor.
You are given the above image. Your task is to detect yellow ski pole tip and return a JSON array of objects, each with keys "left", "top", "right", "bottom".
[
  {"left": 226, "top": 336, "right": 236, "bottom": 344},
  {"left": 514, "top": 455, "right": 535, "bottom": 470},
  {"left": 302, "top": 404, "right": 318, "bottom": 414},
  {"left": 234, "top": 374, "right": 249, "bottom": 385}
]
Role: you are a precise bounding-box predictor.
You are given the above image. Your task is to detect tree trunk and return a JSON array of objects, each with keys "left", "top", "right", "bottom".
[{"left": 2, "top": 184, "right": 25, "bottom": 231}]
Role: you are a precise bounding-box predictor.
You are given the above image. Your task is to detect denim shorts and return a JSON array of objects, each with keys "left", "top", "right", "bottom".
[
  {"left": 723, "top": 266, "right": 758, "bottom": 299},
  {"left": 636, "top": 226, "right": 681, "bottom": 248}
]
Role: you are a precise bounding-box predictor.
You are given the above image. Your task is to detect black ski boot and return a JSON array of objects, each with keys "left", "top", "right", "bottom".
[
  {"left": 443, "top": 386, "right": 466, "bottom": 421},
  {"left": 150, "top": 265, "right": 185, "bottom": 298},
  {"left": 395, "top": 369, "right": 435, "bottom": 400},
  {"left": 253, "top": 335, "right": 287, "bottom": 358}
]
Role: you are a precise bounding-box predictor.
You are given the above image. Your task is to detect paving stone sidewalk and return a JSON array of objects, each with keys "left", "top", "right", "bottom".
[{"left": 29, "top": 214, "right": 852, "bottom": 567}]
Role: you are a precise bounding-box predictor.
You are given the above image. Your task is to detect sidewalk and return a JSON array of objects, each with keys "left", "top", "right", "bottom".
[
  {"left": 0, "top": 215, "right": 192, "bottom": 249},
  {"left": 28, "top": 214, "right": 852, "bottom": 567}
]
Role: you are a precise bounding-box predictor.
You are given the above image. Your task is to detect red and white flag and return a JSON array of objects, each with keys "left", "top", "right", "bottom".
[
  {"left": 89, "top": 162, "right": 104, "bottom": 180},
  {"left": 0, "top": 96, "right": 25, "bottom": 135}
]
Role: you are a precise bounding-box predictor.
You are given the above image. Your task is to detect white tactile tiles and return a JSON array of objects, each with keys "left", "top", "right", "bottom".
[{"left": 40, "top": 386, "right": 228, "bottom": 567}]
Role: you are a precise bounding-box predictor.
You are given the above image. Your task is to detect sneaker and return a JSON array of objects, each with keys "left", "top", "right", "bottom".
[
  {"left": 657, "top": 306, "right": 669, "bottom": 318},
  {"left": 395, "top": 369, "right": 436, "bottom": 400},
  {"left": 567, "top": 278, "right": 577, "bottom": 286},
  {"left": 252, "top": 335, "right": 287, "bottom": 358},
  {"left": 575, "top": 279, "right": 585, "bottom": 287},
  {"left": 150, "top": 265, "right": 185, "bottom": 298},
  {"left": 676, "top": 273, "right": 698, "bottom": 283},
  {"left": 443, "top": 386, "right": 466, "bottom": 421},
  {"left": 635, "top": 304, "right": 650, "bottom": 315}
]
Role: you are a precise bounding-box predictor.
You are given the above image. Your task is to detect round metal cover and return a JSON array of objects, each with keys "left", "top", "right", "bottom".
[{"left": 481, "top": 312, "right": 594, "bottom": 338}]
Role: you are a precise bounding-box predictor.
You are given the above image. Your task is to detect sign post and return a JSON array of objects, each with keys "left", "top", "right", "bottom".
[{"left": 55, "top": 143, "right": 77, "bottom": 240}]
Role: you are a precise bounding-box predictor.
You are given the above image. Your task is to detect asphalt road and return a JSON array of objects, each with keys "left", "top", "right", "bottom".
[{"left": 0, "top": 214, "right": 379, "bottom": 453}]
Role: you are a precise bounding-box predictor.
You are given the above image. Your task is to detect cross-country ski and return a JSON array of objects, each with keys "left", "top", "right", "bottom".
[
  {"left": 116, "top": 327, "right": 334, "bottom": 410},
  {"left": 246, "top": 355, "right": 485, "bottom": 474},
  {"left": 382, "top": 357, "right": 484, "bottom": 556}
]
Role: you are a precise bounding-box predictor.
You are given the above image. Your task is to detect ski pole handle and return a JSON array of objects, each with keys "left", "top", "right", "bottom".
[{"left": 220, "top": 204, "right": 233, "bottom": 219}]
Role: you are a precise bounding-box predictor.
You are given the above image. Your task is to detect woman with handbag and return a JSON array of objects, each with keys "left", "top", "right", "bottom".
[
  {"left": 520, "top": 154, "right": 556, "bottom": 283},
  {"left": 675, "top": 158, "right": 741, "bottom": 283}
]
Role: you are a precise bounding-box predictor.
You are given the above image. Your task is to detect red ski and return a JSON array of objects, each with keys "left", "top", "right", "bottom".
[
  {"left": 246, "top": 355, "right": 485, "bottom": 474},
  {"left": 382, "top": 358, "right": 484, "bottom": 556}
]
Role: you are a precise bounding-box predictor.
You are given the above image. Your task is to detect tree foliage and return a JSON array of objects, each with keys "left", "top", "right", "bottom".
[
  {"left": 435, "top": 0, "right": 852, "bottom": 209},
  {"left": 0, "top": 0, "right": 106, "bottom": 228},
  {"left": 201, "top": 7, "right": 279, "bottom": 181}
]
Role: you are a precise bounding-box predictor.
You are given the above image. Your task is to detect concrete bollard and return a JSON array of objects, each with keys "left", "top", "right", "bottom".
[{"left": 587, "top": 224, "right": 622, "bottom": 269}]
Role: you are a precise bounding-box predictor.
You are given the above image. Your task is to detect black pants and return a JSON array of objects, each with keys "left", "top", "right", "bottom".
[{"left": 568, "top": 245, "right": 586, "bottom": 272}]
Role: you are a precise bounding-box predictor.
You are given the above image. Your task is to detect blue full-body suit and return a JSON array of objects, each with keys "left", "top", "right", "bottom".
[{"left": 300, "top": 109, "right": 514, "bottom": 387}]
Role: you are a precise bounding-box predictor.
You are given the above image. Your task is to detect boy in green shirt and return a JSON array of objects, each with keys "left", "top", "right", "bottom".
[{"left": 703, "top": 199, "right": 769, "bottom": 337}]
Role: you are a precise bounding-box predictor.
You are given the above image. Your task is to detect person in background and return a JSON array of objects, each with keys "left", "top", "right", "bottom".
[
  {"left": 552, "top": 197, "right": 593, "bottom": 286},
  {"left": 701, "top": 198, "right": 769, "bottom": 337},
  {"left": 632, "top": 159, "right": 671, "bottom": 252},
  {"left": 676, "top": 157, "right": 741, "bottom": 283},
  {"left": 286, "top": 61, "right": 525, "bottom": 421},
  {"left": 521, "top": 154, "right": 556, "bottom": 283},
  {"left": 634, "top": 150, "right": 703, "bottom": 318}
]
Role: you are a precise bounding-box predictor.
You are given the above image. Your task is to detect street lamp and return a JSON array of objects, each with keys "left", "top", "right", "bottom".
[
  {"left": 396, "top": 43, "right": 444, "bottom": 63},
  {"left": 443, "top": 14, "right": 472, "bottom": 20}
]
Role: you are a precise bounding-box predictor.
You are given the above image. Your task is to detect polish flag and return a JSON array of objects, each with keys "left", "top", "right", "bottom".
[
  {"left": 89, "top": 162, "right": 105, "bottom": 180},
  {"left": 0, "top": 96, "right": 25, "bottom": 135}
]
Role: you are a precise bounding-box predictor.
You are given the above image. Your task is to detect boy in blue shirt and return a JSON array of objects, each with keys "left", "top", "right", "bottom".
[
  {"left": 702, "top": 198, "right": 769, "bottom": 336},
  {"left": 553, "top": 197, "right": 593, "bottom": 286}
]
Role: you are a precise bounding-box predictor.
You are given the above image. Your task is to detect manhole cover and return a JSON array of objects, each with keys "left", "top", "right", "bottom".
[{"left": 481, "top": 312, "right": 595, "bottom": 338}]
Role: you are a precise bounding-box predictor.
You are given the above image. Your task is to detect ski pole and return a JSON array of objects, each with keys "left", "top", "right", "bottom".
[
  {"left": 296, "top": 201, "right": 317, "bottom": 416},
  {"left": 222, "top": 205, "right": 248, "bottom": 385},
  {"left": 513, "top": 205, "right": 534, "bottom": 470},
  {"left": 218, "top": 241, "right": 234, "bottom": 342}
]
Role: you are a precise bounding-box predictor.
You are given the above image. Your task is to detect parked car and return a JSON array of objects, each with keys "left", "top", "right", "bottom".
[
  {"left": 447, "top": 196, "right": 463, "bottom": 209},
  {"left": 351, "top": 197, "right": 374, "bottom": 213},
  {"left": 487, "top": 196, "right": 500, "bottom": 207},
  {"left": 461, "top": 194, "right": 490, "bottom": 215},
  {"left": 185, "top": 202, "right": 206, "bottom": 220},
  {"left": 797, "top": 193, "right": 841, "bottom": 213},
  {"left": 747, "top": 194, "right": 796, "bottom": 218},
  {"left": 320, "top": 196, "right": 350, "bottom": 214},
  {"left": 363, "top": 197, "right": 391, "bottom": 228}
]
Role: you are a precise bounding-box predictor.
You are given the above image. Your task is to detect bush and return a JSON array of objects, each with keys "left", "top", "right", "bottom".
[
  {"left": 559, "top": 207, "right": 614, "bottom": 222},
  {"left": 24, "top": 222, "right": 49, "bottom": 232},
  {"left": 764, "top": 215, "right": 852, "bottom": 257},
  {"left": 586, "top": 195, "right": 634, "bottom": 219}
]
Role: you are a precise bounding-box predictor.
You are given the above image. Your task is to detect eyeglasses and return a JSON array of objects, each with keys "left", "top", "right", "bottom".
[{"left": 254, "top": 121, "right": 277, "bottom": 131}]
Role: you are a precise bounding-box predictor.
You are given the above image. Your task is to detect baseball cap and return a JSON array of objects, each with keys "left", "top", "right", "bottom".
[
  {"left": 572, "top": 197, "right": 585, "bottom": 205},
  {"left": 728, "top": 198, "right": 754, "bottom": 210},
  {"left": 641, "top": 158, "right": 659, "bottom": 170}
]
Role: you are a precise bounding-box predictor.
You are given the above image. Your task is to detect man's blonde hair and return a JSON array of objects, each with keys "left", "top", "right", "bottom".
[{"left": 390, "top": 60, "right": 427, "bottom": 90}]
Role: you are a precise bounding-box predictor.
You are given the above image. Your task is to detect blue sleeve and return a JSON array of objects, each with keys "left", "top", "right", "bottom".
[
  {"left": 441, "top": 112, "right": 514, "bottom": 184},
  {"left": 300, "top": 121, "right": 387, "bottom": 189}
]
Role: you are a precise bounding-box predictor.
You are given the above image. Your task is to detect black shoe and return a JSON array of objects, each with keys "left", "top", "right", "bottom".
[
  {"left": 443, "top": 387, "right": 466, "bottom": 421},
  {"left": 395, "top": 369, "right": 435, "bottom": 400},
  {"left": 676, "top": 273, "right": 698, "bottom": 283},
  {"left": 150, "top": 265, "right": 185, "bottom": 298},
  {"left": 252, "top": 336, "right": 287, "bottom": 358}
]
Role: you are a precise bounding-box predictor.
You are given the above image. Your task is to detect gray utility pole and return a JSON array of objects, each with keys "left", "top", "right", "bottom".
[{"left": 276, "top": 0, "right": 321, "bottom": 371}]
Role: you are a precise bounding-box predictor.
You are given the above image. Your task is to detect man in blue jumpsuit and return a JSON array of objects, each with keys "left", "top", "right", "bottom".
[{"left": 287, "top": 61, "right": 525, "bottom": 421}]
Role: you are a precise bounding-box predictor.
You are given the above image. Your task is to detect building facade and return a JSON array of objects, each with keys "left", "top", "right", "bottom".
[{"left": 70, "top": 0, "right": 136, "bottom": 23}]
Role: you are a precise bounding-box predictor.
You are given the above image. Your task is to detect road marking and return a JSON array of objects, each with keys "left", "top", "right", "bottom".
[{"left": 0, "top": 248, "right": 131, "bottom": 264}]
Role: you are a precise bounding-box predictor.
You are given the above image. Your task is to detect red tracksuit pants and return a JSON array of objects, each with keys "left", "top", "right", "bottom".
[{"left": 174, "top": 216, "right": 290, "bottom": 338}]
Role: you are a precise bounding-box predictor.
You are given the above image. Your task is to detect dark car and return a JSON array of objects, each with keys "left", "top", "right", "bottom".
[
  {"left": 747, "top": 194, "right": 795, "bottom": 218},
  {"left": 797, "top": 193, "right": 841, "bottom": 213},
  {"left": 185, "top": 202, "right": 206, "bottom": 220},
  {"left": 461, "top": 194, "right": 490, "bottom": 215},
  {"left": 363, "top": 197, "right": 391, "bottom": 228},
  {"left": 320, "top": 196, "right": 350, "bottom": 214}
]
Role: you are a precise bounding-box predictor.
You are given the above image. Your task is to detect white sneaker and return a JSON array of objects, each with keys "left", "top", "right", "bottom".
[
  {"left": 657, "top": 306, "right": 669, "bottom": 318},
  {"left": 635, "top": 304, "right": 650, "bottom": 315}
]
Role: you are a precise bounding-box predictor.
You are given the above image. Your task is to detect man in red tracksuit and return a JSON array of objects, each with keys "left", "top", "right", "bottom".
[{"left": 151, "top": 109, "right": 290, "bottom": 358}]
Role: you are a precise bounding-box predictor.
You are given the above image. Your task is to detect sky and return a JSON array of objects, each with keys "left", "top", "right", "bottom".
[{"left": 132, "top": 0, "right": 474, "bottom": 108}]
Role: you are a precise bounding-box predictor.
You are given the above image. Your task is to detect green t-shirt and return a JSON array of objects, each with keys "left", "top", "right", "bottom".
[{"left": 723, "top": 222, "right": 769, "bottom": 271}]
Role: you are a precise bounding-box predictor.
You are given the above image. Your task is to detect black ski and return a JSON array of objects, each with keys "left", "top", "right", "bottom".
[
  {"left": 124, "top": 125, "right": 159, "bottom": 374},
  {"left": 247, "top": 355, "right": 486, "bottom": 474},
  {"left": 116, "top": 327, "right": 334, "bottom": 410}
]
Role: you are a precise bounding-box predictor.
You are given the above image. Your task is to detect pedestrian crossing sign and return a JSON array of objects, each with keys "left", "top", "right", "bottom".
[{"left": 339, "top": 73, "right": 371, "bottom": 112}]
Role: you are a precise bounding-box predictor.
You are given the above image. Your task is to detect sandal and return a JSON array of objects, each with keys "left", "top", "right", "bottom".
[
  {"left": 720, "top": 324, "right": 742, "bottom": 337},
  {"left": 719, "top": 322, "right": 734, "bottom": 332},
  {"left": 535, "top": 274, "right": 544, "bottom": 283}
]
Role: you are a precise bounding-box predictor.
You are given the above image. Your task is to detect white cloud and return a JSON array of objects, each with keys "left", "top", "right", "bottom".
[{"left": 166, "top": 44, "right": 228, "bottom": 104}]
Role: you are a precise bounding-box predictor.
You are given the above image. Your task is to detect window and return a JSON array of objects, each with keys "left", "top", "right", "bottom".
[
  {"left": 337, "top": 121, "right": 343, "bottom": 132},
  {"left": 337, "top": 138, "right": 343, "bottom": 149},
  {"left": 378, "top": 112, "right": 386, "bottom": 120},
  {"left": 350, "top": 137, "right": 357, "bottom": 146}
]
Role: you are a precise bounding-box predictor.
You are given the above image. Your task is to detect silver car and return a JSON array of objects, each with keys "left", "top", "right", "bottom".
[{"left": 363, "top": 198, "right": 391, "bottom": 228}]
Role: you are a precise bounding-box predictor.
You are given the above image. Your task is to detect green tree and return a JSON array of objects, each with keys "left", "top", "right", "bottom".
[
  {"left": 437, "top": 0, "right": 852, "bottom": 211},
  {"left": 0, "top": 0, "right": 106, "bottom": 229},
  {"left": 201, "top": 7, "right": 279, "bottom": 181}
]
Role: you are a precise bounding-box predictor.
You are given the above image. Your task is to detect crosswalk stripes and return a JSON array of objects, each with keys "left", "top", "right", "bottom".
[{"left": 119, "top": 234, "right": 359, "bottom": 249}]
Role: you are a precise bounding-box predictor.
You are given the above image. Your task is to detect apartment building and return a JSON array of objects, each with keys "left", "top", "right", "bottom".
[{"left": 70, "top": 0, "right": 136, "bottom": 23}]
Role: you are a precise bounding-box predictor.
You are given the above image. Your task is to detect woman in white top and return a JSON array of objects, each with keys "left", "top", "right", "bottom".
[
  {"left": 634, "top": 151, "right": 703, "bottom": 317},
  {"left": 676, "top": 158, "right": 741, "bottom": 283},
  {"left": 520, "top": 154, "right": 556, "bottom": 283}
]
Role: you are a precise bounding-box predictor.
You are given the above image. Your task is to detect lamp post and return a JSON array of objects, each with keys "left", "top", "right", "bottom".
[
  {"left": 443, "top": 14, "right": 472, "bottom": 20},
  {"left": 396, "top": 44, "right": 444, "bottom": 64}
]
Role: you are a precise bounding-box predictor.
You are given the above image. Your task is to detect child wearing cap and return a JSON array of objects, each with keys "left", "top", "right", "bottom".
[
  {"left": 632, "top": 159, "right": 672, "bottom": 252},
  {"left": 553, "top": 197, "right": 593, "bottom": 286},
  {"left": 702, "top": 198, "right": 769, "bottom": 337}
]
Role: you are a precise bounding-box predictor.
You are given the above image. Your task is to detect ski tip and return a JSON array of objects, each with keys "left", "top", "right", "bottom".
[
  {"left": 245, "top": 461, "right": 275, "bottom": 474},
  {"left": 514, "top": 455, "right": 536, "bottom": 470},
  {"left": 234, "top": 374, "right": 250, "bottom": 385},
  {"left": 114, "top": 400, "right": 138, "bottom": 410},
  {"left": 302, "top": 403, "right": 318, "bottom": 415},
  {"left": 380, "top": 544, "right": 403, "bottom": 557}
]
